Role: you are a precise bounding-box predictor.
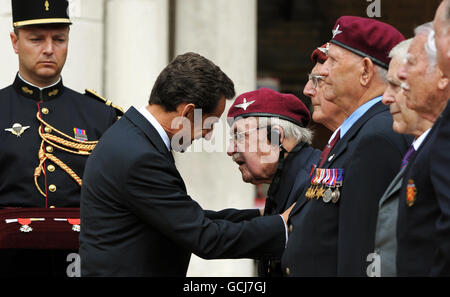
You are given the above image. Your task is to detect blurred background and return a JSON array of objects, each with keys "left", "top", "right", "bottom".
[{"left": 0, "top": 0, "right": 441, "bottom": 276}]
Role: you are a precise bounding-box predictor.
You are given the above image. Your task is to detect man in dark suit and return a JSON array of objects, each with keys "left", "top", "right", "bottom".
[
  {"left": 430, "top": 0, "right": 450, "bottom": 275},
  {"left": 226, "top": 88, "right": 321, "bottom": 276},
  {"left": 372, "top": 38, "right": 435, "bottom": 277},
  {"left": 79, "top": 52, "right": 292, "bottom": 276},
  {"left": 395, "top": 18, "right": 450, "bottom": 275},
  {"left": 0, "top": 0, "right": 122, "bottom": 277},
  {"left": 281, "top": 16, "right": 411, "bottom": 276}
]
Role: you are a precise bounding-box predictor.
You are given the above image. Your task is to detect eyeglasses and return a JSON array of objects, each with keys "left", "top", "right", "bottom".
[
  {"left": 308, "top": 74, "right": 326, "bottom": 88},
  {"left": 231, "top": 126, "right": 267, "bottom": 143}
]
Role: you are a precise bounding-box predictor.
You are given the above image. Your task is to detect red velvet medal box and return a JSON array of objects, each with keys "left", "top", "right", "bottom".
[{"left": 0, "top": 208, "right": 80, "bottom": 250}]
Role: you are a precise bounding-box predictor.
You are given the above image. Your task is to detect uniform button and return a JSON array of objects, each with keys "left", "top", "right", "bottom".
[
  {"left": 41, "top": 107, "right": 49, "bottom": 115},
  {"left": 48, "top": 184, "right": 57, "bottom": 192},
  {"left": 289, "top": 224, "right": 293, "bottom": 233},
  {"left": 46, "top": 146, "right": 54, "bottom": 153},
  {"left": 49, "top": 206, "right": 56, "bottom": 208},
  {"left": 285, "top": 267, "right": 290, "bottom": 276},
  {"left": 44, "top": 126, "right": 52, "bottom": 133},
  {"left": 47, "top": 164, "right": 55, "bottom": 172}
]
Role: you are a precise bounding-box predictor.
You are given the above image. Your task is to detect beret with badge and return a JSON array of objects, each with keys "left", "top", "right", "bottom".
[
  {"left": 227, "top": 87, "right": 311, "bottom": 128},
  {"left": 328, "top": 16, "right": 405, "bottom": 69}
]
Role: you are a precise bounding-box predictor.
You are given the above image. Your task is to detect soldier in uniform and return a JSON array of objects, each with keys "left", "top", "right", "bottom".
[
  {"left": 226, "top": 88, "right": 321, "bottom": 276},
  {"left": 0, "top": 0, "right": 122, "bottom": 276}
]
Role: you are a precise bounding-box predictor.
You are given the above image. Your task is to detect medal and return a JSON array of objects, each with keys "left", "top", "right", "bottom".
[
  {"left": 331, "top": 169, "right": 344, "bottom": 204},
  {"left": 323, "top": 187, "right": 333, "bottom": 203},
  {"left": 54, "top": 218, "right": 81, "bottom": 232},
  {"left": 5, "top": 218, "right": 45, "bottom": 232},
  {"left": 331, "top": 188, "right": 341, "bottom": 203}
]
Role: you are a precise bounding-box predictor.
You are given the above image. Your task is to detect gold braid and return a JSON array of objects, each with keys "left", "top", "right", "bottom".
[{"left": 34, "top": 112, "right": 98, "bottom": 197}]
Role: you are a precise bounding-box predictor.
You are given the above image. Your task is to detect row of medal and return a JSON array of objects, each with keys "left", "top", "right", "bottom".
[{"left": 305, "top": 166, "right": 344, "bottom": 204}]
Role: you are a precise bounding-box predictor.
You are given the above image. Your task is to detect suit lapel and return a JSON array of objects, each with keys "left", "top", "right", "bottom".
[
  {"left": 124, "top": 107, "right": 175, "bottom": 163},
  {"left": 379, "top": 167, "right": 406, "bottom": 206},
  {"left": 326, "top": 101, "right": 389, "bottom": 168}
]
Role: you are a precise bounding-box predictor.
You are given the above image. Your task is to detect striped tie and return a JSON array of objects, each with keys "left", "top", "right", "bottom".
[{"left": 400, "top": 146, "right": 415, "bottom": 169}]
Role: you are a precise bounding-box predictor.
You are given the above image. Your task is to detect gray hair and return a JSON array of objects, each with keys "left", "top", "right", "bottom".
[
  {"left": 262, "top": 118, "right": 313, "bottom": 145},
  {"left": 389, "top": 38, "right": 413, "bottom": 60},
  {"left": 414, "top": 22, "right": 438, "bottom": 69},
  {"left": 376, "top": 66, "right": 388, "bottom": 84}
]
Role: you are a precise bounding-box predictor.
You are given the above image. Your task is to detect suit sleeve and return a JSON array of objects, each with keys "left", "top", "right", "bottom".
[
  {"left": 337, "top": 133, "right": 404, "bottom": 276},
  {"left": 122, "top": 151, "right": 285, "bottom": 260},
  {"left": 430, "top": 113, "right": 450, "bottom": 276},
  {"left": 204, "top": 209, "right": 261, "bottom": 222}
]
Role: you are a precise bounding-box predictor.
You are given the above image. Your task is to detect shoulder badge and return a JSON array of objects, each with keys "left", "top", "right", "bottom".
[{"left": 84, "top": 89, "right": 124, "bottom": 119}]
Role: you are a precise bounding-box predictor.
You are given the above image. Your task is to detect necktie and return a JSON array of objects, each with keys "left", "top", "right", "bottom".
[
  {"left": 318, "top": 129, "right": 340, "bottom": 168},
  {"left": 400, "top": 145, "right": 415, "bottom": 169}
]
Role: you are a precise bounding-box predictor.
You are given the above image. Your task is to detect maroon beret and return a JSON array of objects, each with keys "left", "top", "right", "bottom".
[
  {"left": 311, "top": 43, "right": 329, "bottom": 64},
  {"left": 227, "top": 88, "right": 311, "bottom": 127},
  {"left": 329, "top": 16, "right": 405, "bottom": 69}
]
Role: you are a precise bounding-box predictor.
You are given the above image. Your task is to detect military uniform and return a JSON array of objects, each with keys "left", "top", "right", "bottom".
[
  {"left": 0, "top": 75, "right": 121, "bottom": 208},
  {"left": 0, "top": 0, "right": 122, "bottom": 276}
]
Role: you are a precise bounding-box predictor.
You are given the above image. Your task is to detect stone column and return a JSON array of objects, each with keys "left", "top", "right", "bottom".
[
  {"left": 174, "top": 0, "right": 258, "bottom": 277},
  {"left": 104, "top": 0, "right": 169, "bottom": 110}
]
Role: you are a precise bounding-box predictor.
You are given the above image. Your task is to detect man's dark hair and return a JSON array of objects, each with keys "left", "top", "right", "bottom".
[{"left": 149, "top": 52, "right": 235, "bottom": 114}]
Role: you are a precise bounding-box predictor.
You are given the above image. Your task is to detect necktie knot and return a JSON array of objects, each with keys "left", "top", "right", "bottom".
[{"left": 400, "top": 145, "right": 415, "bottom": 169}]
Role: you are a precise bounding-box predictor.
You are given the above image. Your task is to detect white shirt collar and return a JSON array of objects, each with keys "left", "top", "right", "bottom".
[
  {"left": 137, "top": 106, "right": 171, "bottom": 151},
  {"left": 412, "top": 128, "right": 431, "bottom": 151},
  {"left": 18, "top": 73, "right": 61, "bottom": 91}
]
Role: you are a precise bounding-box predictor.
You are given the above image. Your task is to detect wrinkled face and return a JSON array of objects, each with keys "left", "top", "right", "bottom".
[
  {"left": 11, "top": 25, "right": 69, "bottom": 85},
  {"left": 434, "top": 0, "right": 450, "bottom": 77},
  {"left": 304, "top": 63, "right": 343, "bottom": 128},
  {"left": 382, "top": 57, "right": 421, "bottom": 134},
  {"left": 397, "top": 34, "right": 441, "bottom": 114},
  {"left": 319, "top": 43, "right": 362, "bottom": 107},
  {"left": 226, "top": 117, "right": 278, "bottom": 184}
]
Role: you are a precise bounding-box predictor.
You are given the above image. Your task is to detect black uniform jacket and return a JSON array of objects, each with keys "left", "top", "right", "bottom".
[
  {"left": 79, "top": 107, "right": 286, "bottom": 276},
  {"left": 281, "top": 101, "right": 412, "bottom": 276},
  {"left": 0, "top": 75, "right": 118, "bottom": 208}
]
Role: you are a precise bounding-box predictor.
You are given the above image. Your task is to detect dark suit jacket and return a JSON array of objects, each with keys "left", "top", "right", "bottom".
[
  {"left": 79, "top": 107, "right": 286, "bottom": 276},
  {"left": 397, "top": 102, "right": 450, "bottom": 276},
  {"left": 281, "top": 101, "right": 412, "bottom": 276},
  {"left": 258, "top": 144, "right": 321, "bottom": 276}
]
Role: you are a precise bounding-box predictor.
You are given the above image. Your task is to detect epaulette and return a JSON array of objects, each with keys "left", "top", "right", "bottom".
[{"left": 84, "top": 89, "right": 124, "bottom": 119}]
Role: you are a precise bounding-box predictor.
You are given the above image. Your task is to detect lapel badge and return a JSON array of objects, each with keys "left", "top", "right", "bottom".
[
  {"left": 328, "top": 154, "right": 335, "bottom": 162},
  {"left": 73, "top": 128, "right": 88, "bottom": 141},
  {"left": 406, "top": 179, "right": 417, "bottom": 207},
  {"left": 5, "top": 123, "right": 30, "bottom": 137}
]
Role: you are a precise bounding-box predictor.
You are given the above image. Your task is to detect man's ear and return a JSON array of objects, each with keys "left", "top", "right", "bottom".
[
  {"left": 10, "top": 31, "right": 19, "bottom": 54},
  {"left": 437, "top": 68, "right": 450, "bottom": 91},
  {"left": 360, "top": 57, "right": 375, "bottom": 87},
  {"left": 177, "top": 102, "right": 196, "bottom": 119}
]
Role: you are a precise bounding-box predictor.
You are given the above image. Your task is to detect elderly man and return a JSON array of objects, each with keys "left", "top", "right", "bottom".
[
  {"left": 430, "top": 0, "right": 450, "bottom": 275},
  {"left": 371, "top": 38, "right": 431, "bottom": 277},
  {"left": 282, "top": 16, "right": 411, "bottom": 276},
  {"left": 227, "top": 88, "right": 321, "bottom": 276},
  {"left": 303, "top": 43, "right": 347, "bottom": 132},
  {"left": 396, "top": 21, "right": 450, "bottom": 276}
]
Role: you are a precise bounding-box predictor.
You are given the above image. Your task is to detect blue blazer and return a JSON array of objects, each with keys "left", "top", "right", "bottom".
[{"left": 282, "top": 101, "right": 412, "bottom": 276}]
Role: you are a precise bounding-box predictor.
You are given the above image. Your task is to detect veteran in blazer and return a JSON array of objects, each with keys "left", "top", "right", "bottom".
[
  {"left": 395, "top": 20, "right": 450, "bottom": 276},
  {"left": 372, "top": 38, "right": 435, "bottom": 277},
  {"left": 80, "top": 52, "right": 291, "bottom": 276},
  {"left": 227, "top": 88, "right": 321, "bottom": 276},
  {"left": 281, "top": 16, "right": 411, "bottom": 277}
]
